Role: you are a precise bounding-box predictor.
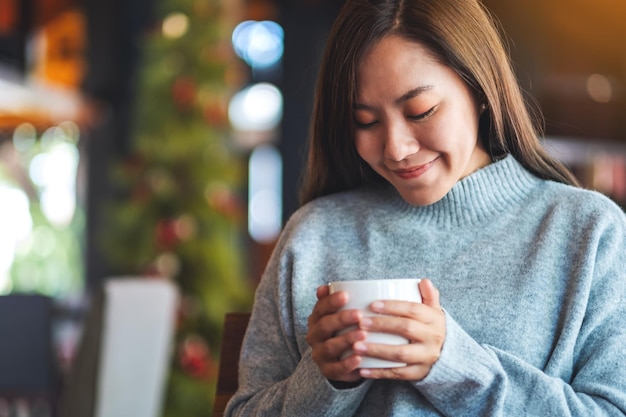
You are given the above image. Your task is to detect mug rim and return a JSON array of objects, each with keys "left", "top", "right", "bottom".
[{"left": 328, "top": 278, "right": 422, "bottom": 287}]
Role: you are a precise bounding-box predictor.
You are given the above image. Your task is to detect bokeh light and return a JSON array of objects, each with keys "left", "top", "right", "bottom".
[
  {"left": 28, "top": 142, "right": 79, "bottom": 227},
  {"left": 12, "top": 123, "right": 37, "bottom": 153},
  {"left": 0, "top": 186, "right": 32, "bottom": 291},
  {"left": 228, "top": 82, "right": 283, "bottom": 132},
  {"left": 232, "top": 20, "right": 284, "bottom": 69},
  {"left": 248, "top": 145, "right": 282, "bottom": 243},
  {"left": 0, "top": 120, "right": 83, "bottom": 295},
  {"left": 162, "top": 12, "right": 190, "bottom": 39},
  {"left": 586, "top": 74, "right": 613, "bottom": 103}
]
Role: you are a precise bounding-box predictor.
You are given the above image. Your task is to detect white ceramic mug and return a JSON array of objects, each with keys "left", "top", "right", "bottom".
[{"left": 328, "top": 278, "right": 422, "bottom": 368}]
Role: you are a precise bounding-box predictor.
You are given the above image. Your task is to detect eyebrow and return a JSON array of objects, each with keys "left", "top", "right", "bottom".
[{"left": 354, "top": 85, "right": 434, "bottom": 110}]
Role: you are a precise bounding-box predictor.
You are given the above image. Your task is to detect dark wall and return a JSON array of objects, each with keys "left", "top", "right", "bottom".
[
  {"left": 0, "top": 0, "right": 32, "bottom": 74},
  {"left": 82, "top": 0, "right": 155, "bottom": 290},
  {"left": 277, "top": 0, "right": 344, "bottom": 222}
]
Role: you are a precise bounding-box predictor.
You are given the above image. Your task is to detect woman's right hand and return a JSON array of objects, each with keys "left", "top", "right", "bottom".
[{"left": 306, "top": 285, "right": 366, "bottom": 383}]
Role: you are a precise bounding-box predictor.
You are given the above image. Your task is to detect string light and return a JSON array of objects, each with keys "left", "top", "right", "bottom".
[{"left": 162, "top": 12, "right": 189, "bottom": 39}]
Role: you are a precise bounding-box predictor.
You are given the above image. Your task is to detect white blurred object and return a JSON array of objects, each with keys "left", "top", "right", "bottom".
[
  {"left": 60, "top": 278, "right": 179, "bottom": 417},
  {"left": 0, "top": 74, "right": 82, "bottom": 122},
  {"left": 248, "top": 145, "right": 282, "bottom": 243},
  {"left": 95, "top": 279, "right": 178, "bottom": 417},
  {"left": 0, "top": 186, "right": 32, "bottom": 292}
]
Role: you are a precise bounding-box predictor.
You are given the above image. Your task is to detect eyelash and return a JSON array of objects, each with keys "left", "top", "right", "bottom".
[
  {"left": 409, "top": 106, "right": 436, "bottom": 121},
  {"left": 355, "top": 120, "right": 377, "bottom": 129},
  {"left": 355, "top": 106, "right": 437, "bottom": 129}
]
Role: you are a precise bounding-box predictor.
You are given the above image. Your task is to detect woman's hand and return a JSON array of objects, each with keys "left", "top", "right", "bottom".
[
  {"left": 306, "top": 285, "right": 367, "bottom": 383},
  {"left": 353, "top": 279, "right": 445, "bottom": 381}
]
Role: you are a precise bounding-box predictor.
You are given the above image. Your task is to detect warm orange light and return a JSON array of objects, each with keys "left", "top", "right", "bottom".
[
  {"left": 31, "top": 8, "right": 86, "bottom": 89},
  {"left": 0, "top": 0, "right": 18, "bottom": 34}
]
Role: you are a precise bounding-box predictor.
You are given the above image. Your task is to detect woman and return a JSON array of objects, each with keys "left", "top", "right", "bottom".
[{"left": 225, "top": 0, "right": 626, "bottom": 416}]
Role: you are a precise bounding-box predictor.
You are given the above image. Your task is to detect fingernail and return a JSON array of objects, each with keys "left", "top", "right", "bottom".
[
  {"left": 359, "top": 317, "right": 372, "bottom": 329},
  {"left": 370, "top": 301, "right": 384, "bottom": 311},
  {"left": 348, "top": 310, "right": 359, "bottom": 322},
  {"left": 360, "top": 369, "right": 371, "bottom": 377},
  {"left": 353, "top": 341, "right": 367, "bottom": 353}
]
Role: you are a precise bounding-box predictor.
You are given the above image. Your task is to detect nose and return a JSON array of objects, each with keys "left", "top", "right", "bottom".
[{"left": 383, "top": 122, "right": 419, "bottom": 162}]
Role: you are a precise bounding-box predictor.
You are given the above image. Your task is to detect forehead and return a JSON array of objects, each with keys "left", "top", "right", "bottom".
[
  {"left": 356, "top": 35, "right": 462, "bottom": 100},
  {"left": 364, "top": 34, "right": 438, "bottom": 61},
  {"left": 359, "top": 35, "right": 439, "bottom": 80}
]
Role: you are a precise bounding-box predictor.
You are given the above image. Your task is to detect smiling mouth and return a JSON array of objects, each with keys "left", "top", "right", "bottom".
[{"left": 392, "top": 158, "right": 438, "bottom": 179}]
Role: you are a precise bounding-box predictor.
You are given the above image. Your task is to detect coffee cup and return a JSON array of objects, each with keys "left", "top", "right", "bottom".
[{"left": 328, "top": 278, "right": 422, "bottom": 368}]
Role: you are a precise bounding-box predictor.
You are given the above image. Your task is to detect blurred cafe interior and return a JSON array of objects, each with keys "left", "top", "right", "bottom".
[{"left": 0, "top": 0, "right": 624, "bottom": 416}]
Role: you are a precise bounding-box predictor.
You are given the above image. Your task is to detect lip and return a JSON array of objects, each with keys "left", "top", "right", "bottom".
[{"left": 391, "top": 158, "right": 438, "bottom": 180}]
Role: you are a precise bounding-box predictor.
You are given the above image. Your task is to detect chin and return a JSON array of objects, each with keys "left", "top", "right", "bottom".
[{"left": 400, "top": 190, "right": 447, "bottom": 207}]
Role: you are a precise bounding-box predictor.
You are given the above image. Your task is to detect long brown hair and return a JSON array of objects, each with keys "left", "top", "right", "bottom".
[{"left": 299, "top": 0, "right": 579, "bottom": 206}]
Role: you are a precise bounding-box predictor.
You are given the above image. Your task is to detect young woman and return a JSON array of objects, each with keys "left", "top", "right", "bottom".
[{"left": 225, "top": 1, "right": 626, "bottom": 415}]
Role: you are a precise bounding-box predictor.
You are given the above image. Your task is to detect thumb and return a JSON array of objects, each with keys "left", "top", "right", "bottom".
[
  {"left": 419, "top": 279, "right": 441, "bottom": 309},
  {"left": 316, "top": 284, "right": 330, "bottom": 300}
]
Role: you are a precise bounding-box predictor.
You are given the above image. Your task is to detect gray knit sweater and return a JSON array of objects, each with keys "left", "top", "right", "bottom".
[{"left": 226, "top": 155, "right": 626, "bottom": 416}]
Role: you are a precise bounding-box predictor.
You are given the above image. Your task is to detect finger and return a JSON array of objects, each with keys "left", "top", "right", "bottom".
[
  {"left": 353, "top": 338, "right": 438, "bottom": 366},
  {"left": 308, "top": 290, "right": 349, "bottom": 328},
  {"left": 308, "top": 285, "right": 332, "bottom": 328},
  {"left": 322, "top": 355, "right": 363, "bottom": 382},
  {"left": 353, "top": 341, "right": 438, "bottom": 381},
  {"left": 367, "top": 299, "right": 423, "bottom": 320},
  {"left": 308, "top": 308, "right": 362, "bottom": 345},
  {"left": 359, "top": 363, "right": 431, "bottom": 381},
  {"left": 365, "top": 280, "right": 440, "bottom": 318},
  {"left": 359, "top": 310, "right": 446, "bottom": 356},
  {"left": 312, "top": 331, "right": 367, "bottom": 381},
  {"left": 312, "top": 327, "right": 367, "bottom": 363},
  {"left": 419, "top": 279, "right": 441, "bottom": 309},
  {"left": 358, "top": 315, "right": 429, "bottom": 340},
  {"left": 316, "top": 284, "right": 330, "bottom": 300}
]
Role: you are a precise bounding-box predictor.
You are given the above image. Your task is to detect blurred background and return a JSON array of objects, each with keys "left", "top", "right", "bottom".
[{"left": 0, "top": 0, "right": 624, "bottom": 416}]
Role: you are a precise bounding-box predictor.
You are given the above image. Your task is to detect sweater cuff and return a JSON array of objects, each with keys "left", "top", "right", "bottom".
[
  {"left": 413, "top": 311, "right": 503, "bottom": 405},
  {"left": 286, "top": 348, "right": 372, "bottom": 415}
]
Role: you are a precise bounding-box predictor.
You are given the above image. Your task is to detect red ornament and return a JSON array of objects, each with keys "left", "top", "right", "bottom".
[
  {"left": 155, "top": 219, "right": 178, "bottom": 249},
  {"left": 206, "top": 186, "right": 244, "bottom": 221},
  {"left": 203, "top": 102, "right": 227, "bottom": 127},
  {"left": 178, "top": 335, "right": 215, "bottom": 379},
  {"left": 171, "top": 76, "right": 197, "bottom": 111}
]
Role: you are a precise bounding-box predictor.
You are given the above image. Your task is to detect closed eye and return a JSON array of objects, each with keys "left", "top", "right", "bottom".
[
  {"left": 354, "top": 119, "right": 378, "bottom": 130},
  {"left": 354, "top": 105, "right": 436, "bottom": 129},
  {"left": 408, "top": 106, "right": 436, "bottom": 121}
]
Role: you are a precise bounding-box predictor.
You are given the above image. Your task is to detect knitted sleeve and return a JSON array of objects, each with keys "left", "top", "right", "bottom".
[
  {"left": 415, "top": 203, "right": 626, "bottom": 416},
  {"left": 224, "top": 222, "right": 372, "bottom": 417}
]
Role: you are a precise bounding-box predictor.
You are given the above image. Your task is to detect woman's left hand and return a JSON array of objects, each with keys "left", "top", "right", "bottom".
[{"left": 352, "top": 278, "right": 446, "bottom": 381}]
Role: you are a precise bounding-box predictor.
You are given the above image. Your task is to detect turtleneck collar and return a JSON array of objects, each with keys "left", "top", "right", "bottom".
[{"left": 381, "top": 155, "right": 541, "bottom": 228}]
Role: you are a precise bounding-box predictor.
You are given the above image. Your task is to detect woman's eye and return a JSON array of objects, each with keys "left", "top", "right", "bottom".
[
  {"left": 408, "top": 106, "right": 436, "bottom": 121},
  {"left": 355, "top": 120, "right": 377, "bottom": 129}
]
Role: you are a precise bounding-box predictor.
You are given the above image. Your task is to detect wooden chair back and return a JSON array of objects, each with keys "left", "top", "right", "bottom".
[{"left": 212, "top": 312, "right": 251, "bottom": 417}]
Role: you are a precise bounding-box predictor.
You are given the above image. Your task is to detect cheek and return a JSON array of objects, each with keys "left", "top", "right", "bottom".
[
  {"left": 431, "top": 112, "right": 478, "bottom": 151},
  {"left": 354, "top": 136, "right": 377, "bottom": 162}
]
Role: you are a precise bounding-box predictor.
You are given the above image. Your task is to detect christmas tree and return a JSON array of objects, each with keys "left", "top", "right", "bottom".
[{"left": 100, "top": 0, "right": 253, "bottom": 414}]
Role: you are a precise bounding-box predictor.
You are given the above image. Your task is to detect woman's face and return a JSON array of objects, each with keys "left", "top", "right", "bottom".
[{"left": 354, "top": 35, "right": 491, "bottom": 206}]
